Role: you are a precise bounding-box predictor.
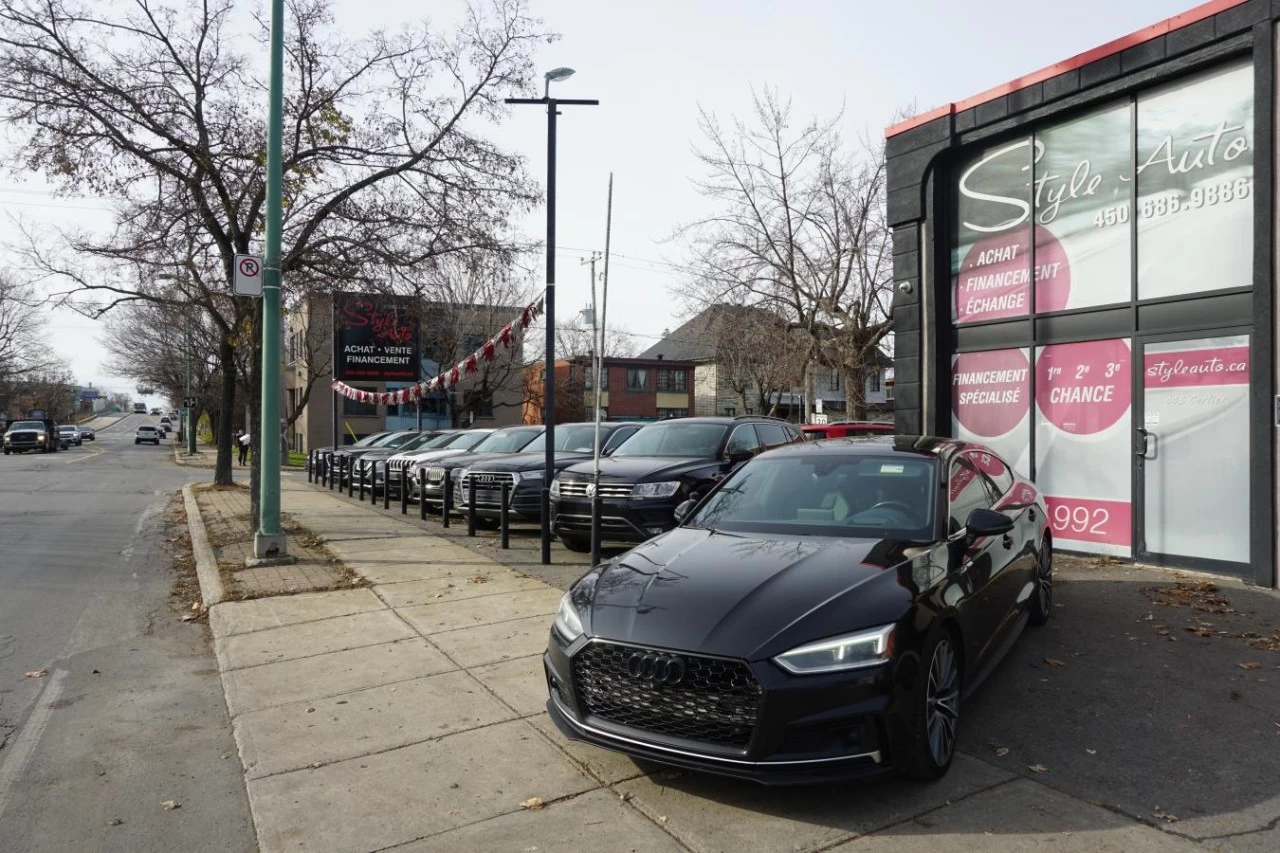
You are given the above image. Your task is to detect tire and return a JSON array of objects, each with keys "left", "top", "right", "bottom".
[
  {"left": 2, "top": 449, "right": 8, "bottom": 455},
  {"left": 135, "top": 439, "right": 140, "bottom": 444},
  {"left": 559, "top": 534, "right": 592, "bottom": 553},
  {"left": 1029, "top": 537, "right": 1053, "bottom": 626},
  {"left": 907, "top": 626, "right": 962, "bottom": 781}
]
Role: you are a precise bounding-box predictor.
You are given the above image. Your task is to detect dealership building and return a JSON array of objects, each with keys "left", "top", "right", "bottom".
[{"left": 886, "top": 0, "right": 1276, "bottom": 587}]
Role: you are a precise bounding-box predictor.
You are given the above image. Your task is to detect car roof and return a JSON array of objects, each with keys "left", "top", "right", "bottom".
[{"left": 764, "top": 434, "right": 967, "bottom": 460}]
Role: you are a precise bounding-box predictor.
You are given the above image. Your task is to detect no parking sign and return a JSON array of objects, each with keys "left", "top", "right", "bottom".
[{"left": 234, "top": 254, "right": 264, "bottom": 297}]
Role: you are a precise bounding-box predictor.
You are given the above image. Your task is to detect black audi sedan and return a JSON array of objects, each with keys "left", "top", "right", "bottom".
[
  {"left": 544, "top": 436, "right": 1052, "bottom": 784},
  {"left": 453, "top": 422, "right": 642, "bottom": 523},
  {"left": 550, "top": 416, "right": 802, "bottom": 552}
]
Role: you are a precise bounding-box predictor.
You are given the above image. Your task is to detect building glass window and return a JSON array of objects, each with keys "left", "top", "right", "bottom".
[
  {"left": 464, "top": 389, "right": 495, "bottom": 418},
  {"left": 343, "top": 387, "right": 378, "bottom": 417},
  {"left": 950, "top": 348, "right": 1030, "bottom": 477},
  {"left": 656, "top": 369, "right": 687, "bottom": 392},
  {"left": 1137, "top": 61, "right": 1253, "bottom": 300},
  {"left": 626, "top": 368, "right": 649, "bottom": 391},
  {"left": 657, "top": 407, "right": 689, "bottom": 419},
  {"left": 868, "top": 372, "right": 881, "bottom": 393}
]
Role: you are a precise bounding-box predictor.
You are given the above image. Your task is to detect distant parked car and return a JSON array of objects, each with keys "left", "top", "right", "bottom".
[
  {"left": 136, "top": 425, "right": 161, "bottom": 445},
  {"left": 57, "top": 425, "right": 84, "bottom": 446},
  {"left": 802, "top": 421, "right": 896, "bottom": 440},
  {"left": 79, "top": 425, "right": 95, "bottom": 441},
  {"left": 150, "top": 408, "right": 162, "bottom": 416},
  {"left": 159, "top": 416, "right": 172, "bottom": 434}
]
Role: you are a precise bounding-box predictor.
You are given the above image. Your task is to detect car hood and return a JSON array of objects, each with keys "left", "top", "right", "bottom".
[
  {"left": 583, "top": 526, "right": 922, "bottom": 660},
  {"left": 6, "top": 428, "right": 43, "bottom": 435},
  {"left": 470, "top": 451, "right": 591, "bottom": 473},
  {"left": 399, "top": 447, "right": 470, "bottom": 465},
  {"left": 561, "top": 456, "right": 712, "bottom": 482},
  {"left": 435, "top": 451, "right": 524, "bottom": 471}
]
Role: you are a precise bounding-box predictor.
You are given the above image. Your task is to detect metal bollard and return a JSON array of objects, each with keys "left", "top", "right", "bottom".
[
  {"left": 346, "top": 457, "right": 354, "bottom": 498},
  {"left": 329, "top": 453, "right": 336, "bottom": 490},
  {"left": 466, "top": 474, "right": 476, "bottom": 537},
  {"left": 383, "top": 461, "right": 390, "bottom": 510},
  {"left": 441, "top": 469, "right": 451, "bottom": 529},
  {"left": 418, "top": 469, "right": 427, "bottom": 521},
  {"left": 358, "top": 459, "right": 366, "bottom": 501},
  {"left": 320, "top": 452, "right": 327, "bottom": 487},
  {"left": 400, "top": 465, "right": 409, "bottom": 514},
  {"left": 308, "top": 450, "right": 314, "bottom": 483},
  {"left": 591, "top": 489, "right": 602, "bottom": 568},
  {"left": 500, "top": 481, "right": 510, "bottom": 549},
  {"left": 369, "top": 460, "right": 377, "bottom": 505}
]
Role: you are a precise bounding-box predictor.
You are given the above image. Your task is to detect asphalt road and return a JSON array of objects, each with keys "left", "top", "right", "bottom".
[{"left": 0, "top": 413, "right": 254, "bottom": 852}]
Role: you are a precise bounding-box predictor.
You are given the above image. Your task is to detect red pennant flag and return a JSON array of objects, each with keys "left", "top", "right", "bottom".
[
  {"left": 482, "top": 341, "right": 496, "bottom": 362},
  {"left": 521, "top": 304, "right": 534, "bottom": 329},
  {"left": 464, "top": 354, "right": 478, "bottom": 374},
  {"left": 499, "top": 323, "right": 514, "bottom": 347},
  {"left": 449, "top": 365, "right": 461, "bottom": 386}
]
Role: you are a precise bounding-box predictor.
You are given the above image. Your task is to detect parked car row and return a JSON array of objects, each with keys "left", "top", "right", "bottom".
[{"left": 311, "top": 420, "right": 1055, "bottom": 786}]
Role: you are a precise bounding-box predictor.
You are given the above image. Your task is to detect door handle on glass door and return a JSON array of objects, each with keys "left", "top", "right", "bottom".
[{"left": 1135, "top": 427, "right": 1158, "bottom": 459}]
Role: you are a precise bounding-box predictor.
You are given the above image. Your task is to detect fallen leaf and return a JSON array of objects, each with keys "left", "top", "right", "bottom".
[
  {"left": 470, "top": 576, "right": 490, "bottom": 585},
  {"left": 1239, "top": 662, "right": 1263, "bottom": 671},
  {"left": 1154, "top": 627, "right": 1170, "bottom": 636},
  {"left": 519, "top": 797, "right": 544, "bottom": 811},
  {"left": 1044, "top": 658, "right": 1066, "bottom": 667},
  {"left": 658, "top": 816, "right": 668, "bottom": 825},
  {"left": 24, "top": 669, "right": 48, "bottom": 678},
  {"left": 161, "top": 800, "right": 181, "bottom": 810},
  {"left": 1028, "top": 764, "right": 1048, "bottom": 773},
  {"left": 1230, "top": 690, "right": 1242, "bottom": 701},
  {"left": 91, "top": 669, "right": 101, "bottom": 674},
  {"left": 995, "top": 747, "right": 1010, "bottom": 757},
  {"left": 107, "top": 818, "right": 123, "bottom": 827},
  {"left": 1086, "top": 749, "right": 1097, "bottom": 756}
]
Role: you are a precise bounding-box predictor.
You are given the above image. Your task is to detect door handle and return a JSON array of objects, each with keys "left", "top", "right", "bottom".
[
  {"left": 1001, "top": 534, "right": 1013, "bottom": 550},
  {"left": 1135, "top": 428, "right": 1158, "bottom": 459}
]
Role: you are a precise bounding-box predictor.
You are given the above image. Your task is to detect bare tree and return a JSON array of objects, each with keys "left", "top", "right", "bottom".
[
  {"left": 675, "top": 88, "right": 893, "bottom": 420},
  {"left": 0, "top": 0, "right": 547, "bottom": 488},
  {"left": 0, "top": 271, "right": 56, "bottom": 387},
  {"left": 551, "top": 317, "right": 639, "bottom": 360},
  {"left": 707, "top": 305, "right": 806, "bottom": 417}
]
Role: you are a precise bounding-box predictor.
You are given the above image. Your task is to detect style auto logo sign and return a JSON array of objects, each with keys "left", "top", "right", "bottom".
[{"left": 335, "top": 294, "right": 420, "bottom": 382}]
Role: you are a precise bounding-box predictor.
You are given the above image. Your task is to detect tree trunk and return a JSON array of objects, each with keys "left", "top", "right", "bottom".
[
  {"left": 845, "top": 362, "right": 869, "bottom": 420},
  {"left": 214, "top": 338, "right": 236, "bottom": 485},
  {"left": 249, "top": 301, "right": 263, "bottom": 524}
]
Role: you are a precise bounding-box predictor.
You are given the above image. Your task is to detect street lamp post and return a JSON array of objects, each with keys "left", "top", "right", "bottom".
[
  {"left": 254, "top": 0, "right": 288, "bottom": 560},
  {"left": 506, "top": 69, "right": 598, "bottom": 565},
  {"left": 157, "top": 271, "right": 197, "bottom": 456}
]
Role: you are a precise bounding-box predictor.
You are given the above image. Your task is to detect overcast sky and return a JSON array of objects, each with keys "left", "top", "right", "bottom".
[{"left": 0, "top": 0, "right": 1200, "bottom": 400}]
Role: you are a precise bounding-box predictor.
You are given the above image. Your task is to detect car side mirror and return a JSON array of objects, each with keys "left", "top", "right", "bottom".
[
  {"left": 673, "top": 499, "right": 695, "bottom": 524},
  {"left": 724, "top": 449, "right": 752, "bottom": 466},
  {"left": 965, "top": 507, "right": 1014, "bottom": 540}
]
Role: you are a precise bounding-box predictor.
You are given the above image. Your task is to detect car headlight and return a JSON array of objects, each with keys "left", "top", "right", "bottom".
[
  {"left": 522, "top": 469, "right": 544, "bottom": 480},
  {"left": 773, "top": 624, "right": 895, "bottom": 674},
  {"left": 549, "top": 479, "right": 562, "bottom": 498},
  {"left": 632, "top": 481, "right": 679, "bottom": 499},
  {"left": 553, "top": 592, "right": 583, "bottom": 642},
  {"left": 456, "top": 468, "right": 470, "bottom": 481},
  {"left": 426, "top": 466, "right": 445, "bottom": 483},
  {"left": 36, "top": 434, "right": 45, "bottom": 442}
]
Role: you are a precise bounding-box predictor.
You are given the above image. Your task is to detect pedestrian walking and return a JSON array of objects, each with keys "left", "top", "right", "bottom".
[{"left": 238, "top": 430, "right": 251, "bottom": 466}]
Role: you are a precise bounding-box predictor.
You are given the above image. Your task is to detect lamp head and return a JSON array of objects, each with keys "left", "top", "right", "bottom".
[{"left": 544, "top": 67, "right": 575, "bottom": 98}]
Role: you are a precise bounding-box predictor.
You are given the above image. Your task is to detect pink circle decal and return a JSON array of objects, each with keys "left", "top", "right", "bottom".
[
  {"left": 952, "top": 349, "right": 1030, "bottom": 438},
  {"left": 955, "top": 226, "right": 1070, "bottom": 323},
  {"left": 1035, "top": 339, "right": 1131, "bottom": 435}
]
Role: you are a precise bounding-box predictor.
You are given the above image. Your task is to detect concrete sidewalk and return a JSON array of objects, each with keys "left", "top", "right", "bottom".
[{"left": 199, "top": 475, "right": 1265, "bottom": 853}]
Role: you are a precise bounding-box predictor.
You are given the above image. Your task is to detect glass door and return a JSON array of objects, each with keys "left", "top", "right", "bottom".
[{"left": 1136, "top": 333, "right": 1251, "bottom": 574}]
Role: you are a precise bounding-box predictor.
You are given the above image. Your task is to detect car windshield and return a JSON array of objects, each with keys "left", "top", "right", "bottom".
[
  {"left": 688, "top": 454, "right": 937, "bottom": 540},
  {"left": 351, "top": 432, "right": 389, "bottom": 448},
  {"left": 10, "top": 421, "right": 43, "bottom": 430},
  {"left": 519, "top": 425, "right": 608, "bottom": 454},
  {"left": 422, "top": 432, "right": 459, "bottom": 449},
  {"left": 398, "top": 432, "right": 440, "bottom": 452},
  {"left": 611, "top": 422, "right": 725, "bottom": 458},
  {"left": 58, "top": 426, "right": 74, "bottom": 432},
  {"left": 375, "top": 432, "right": 417, "bottom": 448},
  {"left": 447, "top": 431, "right": 492, "bottom": 450},
  {"left": 471, "top": 429, "right": 542, "bottom": 453}
]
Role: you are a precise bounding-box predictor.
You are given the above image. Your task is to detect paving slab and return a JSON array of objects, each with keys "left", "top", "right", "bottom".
[
  {"left": 427, "top": 613, "right": 557, "bottom": 668},
  {"left": 829, "top": 777, "right": 1202, "bottom": 852},
  {"left": 526, "top": 713, "right": 651, "bottom": 786},
  {"left": 211, "top": 587, "right": 385, "bottom": 636},
  {"left": 221, "top": 638, "right": 457, "bottom": 716},
  {"left": 351, "top": 560, "right": 508, "bottom": 585},
  {"left": 215, "top": 608, "right": 415, "bottom": 670},
  {"left": 376, "top": 572, "right": 549, "bottom": 606},
  {"left": 614, "top": 754, "right": 1015, "bottom": 853},
  {"left": 398, "top": 588, "right": 563, "bottom": 635},
  {"left": 470, "top": 653, "right": 548, "bottom": 717},
  {"left": 392, "top": 788, "right": 686, "bottom": 853},
  {"left": 247, "top": 720, "right": 598, "bottom": 853},
  {"left": 235, "top": 670, "right": 516, "bottom": 779}
]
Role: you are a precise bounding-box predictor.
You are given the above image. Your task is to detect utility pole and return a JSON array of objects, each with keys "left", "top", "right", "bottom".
[
  {"left": 253, "top": 0, "right": 289, "bottom": 562},
  {"left": 185, "top": 311, "right": 196, "bottom": 454}
]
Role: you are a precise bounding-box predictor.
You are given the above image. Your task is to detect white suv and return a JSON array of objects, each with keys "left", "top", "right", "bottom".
[{"left": 136, "top": 425, "right": 161, "bottom": 445}]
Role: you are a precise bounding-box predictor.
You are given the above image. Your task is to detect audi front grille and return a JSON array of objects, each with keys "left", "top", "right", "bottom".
[
  {"left": 571, "top": 641, "right": 762, "bottom": 749},
  {"left": 558, "top": 481, "right": 634, "bottom": 499}
]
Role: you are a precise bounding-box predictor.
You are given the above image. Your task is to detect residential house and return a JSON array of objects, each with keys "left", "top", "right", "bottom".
[{"left": 523, "top": 355, "right": 696, "bottom": 424}]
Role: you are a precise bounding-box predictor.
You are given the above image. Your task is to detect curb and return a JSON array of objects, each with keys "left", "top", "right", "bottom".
[{"left": 183, "top": 483, "right": 225, "bottom": 607}]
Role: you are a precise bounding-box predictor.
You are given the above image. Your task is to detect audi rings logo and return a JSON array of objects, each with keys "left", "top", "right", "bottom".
[
  {"left": 472, "top": 473, "right": 496, "bottom": 484},
  {"left": 626, "top": 652, "right": 687, "bottom": 685}
]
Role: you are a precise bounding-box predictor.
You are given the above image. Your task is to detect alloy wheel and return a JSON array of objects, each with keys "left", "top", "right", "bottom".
[
  {"left": 1037, "top": 545, "right": 1053, "bottom": 613},
  {"left": 926, "top": 639, "right": 959, "bottom": 767}
]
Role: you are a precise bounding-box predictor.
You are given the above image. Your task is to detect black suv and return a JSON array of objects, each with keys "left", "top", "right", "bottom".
[
  {"left": 550, "top": 416, "right": 802, "bottom": 551},
  {"left": 453, "top": 422, "right": 642, "bottom": 523},
  {"left": 417, "top": 425, "right": 545, "bottom": 511}
]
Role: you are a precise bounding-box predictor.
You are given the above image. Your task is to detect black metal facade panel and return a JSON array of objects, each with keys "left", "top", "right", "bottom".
[
  {"left": 895, "top": 356, "right": 920, "bottom": 386},
  {"left": 884, "top": 115, "right": 952, "bottom": 160},
  {"left": 892, "top": 223, "right": 919, "bottom": 255},
  {"left": 1166, "top": 17, "right": 1217, "bottom": 56},
  {"left": 1216, "top": 0, "right": 1271, "bottom": 35},
  {"left": 1078, "top": 52, "right": 1123, "bottom": 89},
  {"left": 974, "top": 96, "right": 1009, "bottom": 126},
  {"left": 1121, "top": 36, "right": 1168, "bottom": 74},
  {"left": 893, "top": 250, "right": 919, "bottom": 282},
  {"left": 1007, "top": 82, "right": 1044, "bottom": 114},
  {"left": 1042, "top": 68, "right": 1081, "bottom": 103}
]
